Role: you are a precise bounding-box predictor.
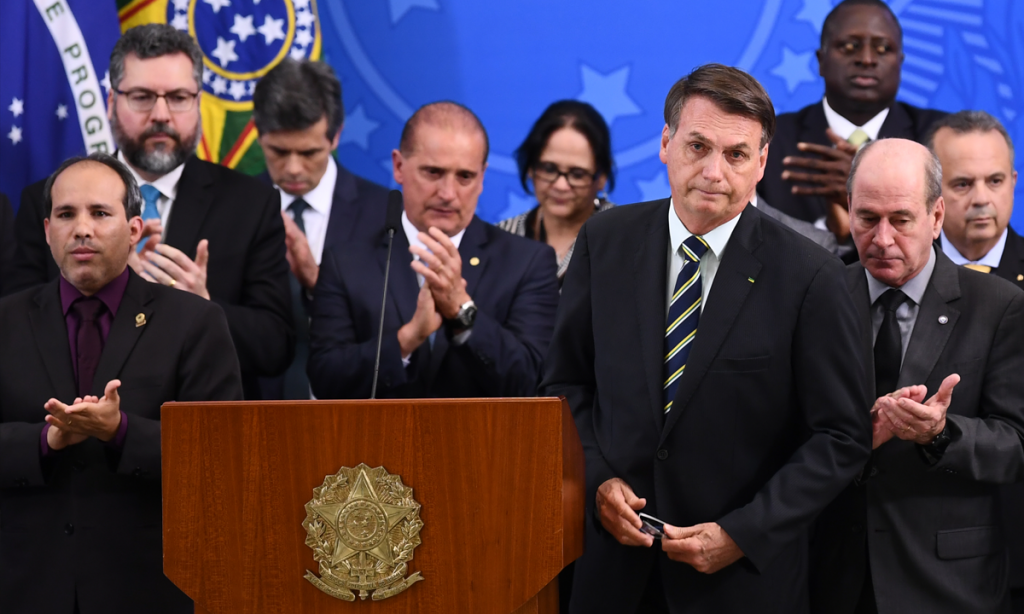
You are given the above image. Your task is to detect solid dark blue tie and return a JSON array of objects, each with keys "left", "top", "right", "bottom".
[{"left": 663, "top": 235, "right": 709, "bottom": 414}]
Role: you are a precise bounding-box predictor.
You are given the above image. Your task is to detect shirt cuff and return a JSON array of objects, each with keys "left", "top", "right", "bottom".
[
  {"left": 451, "top": 328, "right": 472, "bottom": 346},
  {"left": 401, "top": 355, "right": 411, "bottom": 368},
  {"left": 104, "top": 411, "right": 129, "bottom": 450},
  {"left": 40, "top": 424, "right": 52, "bottom": 458}
]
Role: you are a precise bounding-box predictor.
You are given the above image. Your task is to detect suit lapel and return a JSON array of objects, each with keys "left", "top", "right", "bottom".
[
  {"left": 633, "top": 200, "right": 672, "bottom": 428},
  {"left": 898, "top": 253, "right": 960, "bottom": 389},
  {"left": 661, "top": 207, "right": 764, "bottom": 441},
  {"left": 800, "top": 102, "right": 830, "bottom": 146},
  {"left": 164, "top": 156, "right": 214, "bottom": 256},
  {"left": 92, "top": 272, "right": 155, "bottom": 393},
  {"left": 325, "top": 163, "right": 358, "bottom": 248},
  {"left": 378, "top": 229, "right": 418, "bottom": 325},
  {"left": 29, "top": 281, "right": 77, "bottom": 402},
  {"left": 877, "top": 102, "right": 914, "bottom": 140},
  {"left": 996, "top": 227, "right": 1024, "bottom": 287}
]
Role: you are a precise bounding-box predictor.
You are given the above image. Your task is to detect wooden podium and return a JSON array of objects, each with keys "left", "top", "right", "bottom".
[{"left": 161, "top": 398, "right": 584, "bottom": 614}]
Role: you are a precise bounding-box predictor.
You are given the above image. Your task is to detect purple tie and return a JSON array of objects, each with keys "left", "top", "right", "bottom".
[{"left": 72, "top": 297, "right": 104, "bottom": 396}]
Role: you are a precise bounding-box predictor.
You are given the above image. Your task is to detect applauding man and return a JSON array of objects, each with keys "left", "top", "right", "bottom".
[
  {"left": 308, "top": 101, "right": 559, "bottom": 399},
  {"left": 0, "top": 154, "right": 242, "bottom": 613}
]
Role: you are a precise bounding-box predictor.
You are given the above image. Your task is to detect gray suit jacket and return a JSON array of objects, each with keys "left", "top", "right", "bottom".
[
  {"left": 756, "top": 198, "right": 840, "bottom": 256},
  {"left": 811, "top": 249, "right": 1024, "bottom": 614}
]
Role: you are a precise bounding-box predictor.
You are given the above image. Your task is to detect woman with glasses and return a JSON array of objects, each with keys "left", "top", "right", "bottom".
[{"left": 499, "top": 101, "right": 615, "bottom": 286}]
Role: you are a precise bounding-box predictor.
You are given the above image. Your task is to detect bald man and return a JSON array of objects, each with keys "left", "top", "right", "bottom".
[
  {"left": 810, "top": 139, "right": 1024, "bottom": 614},
  {"left": 307, "top": 101, "right": 559, "bottom": 399}
]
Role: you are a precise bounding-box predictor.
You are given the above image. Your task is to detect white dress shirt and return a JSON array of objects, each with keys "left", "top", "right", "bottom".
[
  {"left": 666, "top": 199, "right": 743, "bottom": 315},
  {"left": 822, "top": 97, "right": 890, "bottom": 142},
  {"left": 277, "top": 156, "right": 338, "bottom": 265},
  {"left": 940, "top": 228, "right": 1007, "bottom": 269},
  {"left": 118, "top": 150, "right": 184, "bottom": 229}
]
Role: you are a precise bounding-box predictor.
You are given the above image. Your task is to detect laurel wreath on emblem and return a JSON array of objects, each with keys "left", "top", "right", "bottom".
[{"left": 302, "top": 463, "right": 424, "bottom": 601}]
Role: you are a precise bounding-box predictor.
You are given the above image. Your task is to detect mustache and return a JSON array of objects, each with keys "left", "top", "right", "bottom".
[
  {"left": 141, "top": 122, "right": 182, "bottom": 143},
  {"left": 964, "top": 205, "right": 997, "bottom": 222}
]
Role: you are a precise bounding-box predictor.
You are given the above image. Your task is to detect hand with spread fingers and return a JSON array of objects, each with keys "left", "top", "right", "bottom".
[
  {"left": 661, "top": 522, "right": 744, "bottom": 574},
  {"left": 281, "top": 211, "right": 319, "bottom": 289},
  {"left": 43, "top": 396, "right": 90, "bottom": 451},
  {"left": 43, "top": 379, "right": 124, "bottom": 448},
  {"left": 870, "top": 385, "right": 928, "bottom": 449},
  {"left": 781, "top": 128, "right": 860, "bottom": 242},
  {"left": 409, "top": 227, "right": 471, "bottom": 319},
  {"left": 141, "top": 239, "right": 211, "bottom": 299},
  {"left": 878, "top": 373, "right": 960, "bottom": 445},
  {"left": 127, "top": 220, "right": 163, "bottom": 276},
  {"left": 595, "top": 477, "right": 654, "bottom": 548}
]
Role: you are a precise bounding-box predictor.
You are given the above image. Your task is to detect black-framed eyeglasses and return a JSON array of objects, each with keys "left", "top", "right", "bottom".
[
  {"left": 115, "top": 88, "right": 199, "bottom": 113},
  {"left": 533, "top": 162, "right": 598, "bottom": 188}
]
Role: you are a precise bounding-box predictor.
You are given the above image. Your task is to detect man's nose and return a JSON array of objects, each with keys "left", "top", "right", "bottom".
[
  {"left": 149, "top": 95, "right": 172, "bottom": 123},
  {"left": 284, "top": 154, "right": 304, "bottom": 177},
  {"left": 702, "top": 154, "right": 724, "bottom": 181},
  {"left": 437, "top": 174, "right": 458, "bottom": 201}
]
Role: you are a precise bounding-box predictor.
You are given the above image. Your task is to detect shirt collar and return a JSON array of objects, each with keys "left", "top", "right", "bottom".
[
  {"left": 117, "top": 150, "right": 185, "bottom": 203},
  {"left": 59, "top": 267, "right": 131, "bottom": 316},
  {"left": 939, "top": 228, "right": 1007, "bottom": 268},
  {"left": 822, "top": 97, "right": 890, "bottom": 142},
  {"left": 401, "top": 210, "right": 466, "bottom": 252},
  {"left": 278, "top": 155, "right": 338, "bottom": 215},
  {"left": 668, "top": 198, "right": 743, "bottom": 261},
  {"left": 866, "top": 244, "right": 937, "bottom": 305}
]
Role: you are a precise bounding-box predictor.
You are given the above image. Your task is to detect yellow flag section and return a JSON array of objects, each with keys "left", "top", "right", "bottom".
[{"left": 115, "top": 0, "right": 321, "bottom": 175}]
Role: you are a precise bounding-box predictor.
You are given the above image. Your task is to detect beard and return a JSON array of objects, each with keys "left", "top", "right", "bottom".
[{"left": 112, "top": 106, "right": 201, "bottom": 175}]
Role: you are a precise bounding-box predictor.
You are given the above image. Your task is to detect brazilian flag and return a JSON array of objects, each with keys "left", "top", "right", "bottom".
[{"left": 114, "top": 0, "right": 322, "bottom": 175}]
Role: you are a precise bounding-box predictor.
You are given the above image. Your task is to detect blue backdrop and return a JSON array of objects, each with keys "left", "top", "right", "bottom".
[{"left": 319, "top": 0, "right": 1024, "bottom": 231}]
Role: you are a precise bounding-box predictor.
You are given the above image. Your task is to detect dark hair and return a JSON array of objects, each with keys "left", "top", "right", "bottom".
[
  {"left": 110, "top": 24, "right": 204, "bottom": 91},
  {"left": 253, "top": 59, "right": 344, "bottom": 140},
  {"left": 663, "top": 64, "right": 775, "bottom": 148},
  {"left": 514, "top": 100, "right": 615, "bottom": 194},
  {"left": 43, "top": 153, "right": 143, "bottom": 219},
  {"left": 821, "top": 0, "right": 903, "bottom": 48},
  {"left": 399, "top": 101, "right": 490, "bottom": 164},
  {"left": 925, "top": 110, "right": 1015, "bottom": 166},
  {"left": 848, "top": 139, "right": 943, "bottom": 211}
]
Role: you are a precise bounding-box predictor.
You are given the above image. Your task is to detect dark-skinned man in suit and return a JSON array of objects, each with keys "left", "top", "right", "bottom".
[
  {"left": 541, "top": 64, "right": 870, "bottom": 613},
  {"left": 810, "top": 138, "right": 1024, "bottom": 614},
  {"left": 0, "top": 153, "right": 242, "bottom": 613},
  {"left": 7, "top": 24, "right": 293, "bottom": 400}
]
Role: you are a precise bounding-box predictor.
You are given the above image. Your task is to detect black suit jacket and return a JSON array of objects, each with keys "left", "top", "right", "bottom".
[
  {"left": 541, "top": 200, "right": 871, "bottom": 613},
  {"left": 759, "top": 101, "right": 948, "bottom": 222},
  {"left": 7, "top": 156, "right": 294, "bottom": 399},
  {"left": 308, "top": 216, "right": 560, "bottom": 399},
  {"left": 0, "top": 193, "right": 13, "bottom": 297},
  {"left": 810, "top": 251, "right": 1024, "bottom": 614},
  {"left": 0, "top": 270, "right": 243, "bottom": 613}
]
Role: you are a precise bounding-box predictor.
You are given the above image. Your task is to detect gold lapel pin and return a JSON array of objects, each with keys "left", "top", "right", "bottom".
[
  {"left": 136, "top": 313, "right": 146, "bottom": 327},
  {"left": 469, "top": 257, "right": 480, "bottom": 266},
  {"left": 747, "top": 277, "right": 755, "bottom": 283},
  {"left": 1018, "top": 274, "right": 1023, "bottom": 281}
]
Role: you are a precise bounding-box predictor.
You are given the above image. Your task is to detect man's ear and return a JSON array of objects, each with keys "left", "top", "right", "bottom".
[
  {"left": 659, "top": 125, "right": 671, "bottom": 164},
  {"left": 128, "top": 215, "right": 144, "bottom": 245},
  {"left": 331, "top": 126, "right": 342, "bottom": 151},
  {"left": 391, "top": 149, "right": 404, "bottom": 185},
  {"left": 44, "top": 217, "right": 51, "bottom": 247}
]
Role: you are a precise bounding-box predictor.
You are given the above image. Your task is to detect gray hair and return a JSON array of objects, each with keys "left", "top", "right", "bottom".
[
  {"left": 925, "top": 110, "right": 1015, "bottom": 166},
  {"left": 253, "top": 59, "right": 344, "bottom": 140},
  {"left": 848, "top": 139, "right": 943, "bottom": 211},
  {"left": 109, "top": 24, "right": 203, "bottom": 91},
  {"left": 43, "top": 153, "right": 143, "bottom": 220}
]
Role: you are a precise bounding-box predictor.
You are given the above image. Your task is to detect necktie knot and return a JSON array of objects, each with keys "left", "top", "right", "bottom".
[
  {"left": 139, "top": 185, "right": 161, "bottom": 219},
  {"left": 848, "top": 129, "right": 870, "bottom": 149},
  {"left": 876, "top": 288, "right": 908, "bottom": 314},
  {"left": 963, "top": 263, "right": 992, "bottom": 274},
  {"left": 72, "top": 296, "right": 104, "bottom": 323},
  {"left": 681, "top": 235, "right": 710, "bottom": 263},
  {"left": 288, "top": 198, "right": 310, "bottom": 235}
]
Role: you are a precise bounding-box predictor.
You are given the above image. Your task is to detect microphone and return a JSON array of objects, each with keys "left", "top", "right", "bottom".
[{"left": 370, "top": 190, "right": 405, "bottom": 399}]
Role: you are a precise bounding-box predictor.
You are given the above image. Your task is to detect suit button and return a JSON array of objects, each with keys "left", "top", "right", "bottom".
[
  {"left": 869, "top": 466, "right": 879, "bottom": 477},
  {"left": 133, "top": 468, "right": 143, "bottom": 478},
  {"left": 73, "top": 461, "right": 85, "bottom": 471},
  {"left": 657, "top": 449, "right": 669, "bottom": 461},
  {"left": 64, "top": 523, "right": 74, "bottom": 536}
]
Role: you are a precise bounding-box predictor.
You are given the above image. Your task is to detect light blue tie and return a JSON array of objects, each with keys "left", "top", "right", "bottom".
[
  {"left": 663, "top": 235, "right": 709, "bottom": 414},
  {"left": 137, "top": 184, "right": 162, "bottom": 252}
]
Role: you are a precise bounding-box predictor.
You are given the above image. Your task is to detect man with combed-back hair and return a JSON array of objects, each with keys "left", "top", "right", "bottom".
[{"left": 7, "top": 24, "right": 293, "bottom": 401}]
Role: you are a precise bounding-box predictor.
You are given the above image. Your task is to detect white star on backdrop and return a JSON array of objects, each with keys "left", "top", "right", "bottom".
[
  {"left": 211, "top": 37, "right": 239, "bottom": 67},
  {"left": 211, "top": 75, "right": 228, "bottom": 95},
  {"left": 297, "top": 11, "right": 316, "bottom": 28},
  {"left": 501, "top": 192, "right": 535, "bottom": 221},
  {"left": 340, "top": 105, "right": 379, "bottom": 150},
  {"left": 230, "top": 14, "right": 256, "bottom": 42},
  {"left": 289, "top": 47, "right": 306, "bottom": 60},
  {"left": 258, "top": 15, "right": 285, "bottom": 45},
  {"left": 389, "top": 0, "right": 439, "bottom": 24},
  {"left": 770, "top": 47, "right": 817, "bottom": 93},
  {"left": 636, "top": 171, "right": 672, "bottom": 202},
  {"left": 56, "top": 104, "right": 68, "bottom": 120},
  {"left": 795, "top": 0, "right": 834, "bottom": 34},
  {"left": 172, "top": 13, "right": 189, "bottom": 30},
  {"left": 203, "top": 69, "right": 212, "bottom": 84},
  {"left": 7, "top": 125, "right": 22, "bottom": 145},
  {"left": 172, "top": 0, "right": 189, "bottom": 10},
  {"left": 247, "top": 81, "right": 257, "bottom": 95},
  {"left": 294, "top": 0, "right": 310, "bottom": 9},
  {"left": 228, "top": 80, "right": 247, "bottom": 100},
  {"left": 296, "top": 29, "right": 314, "bottom": 48},
  {"left": 576, "top": 65, "right": 641, "bottom": 126},
  {"left": 8, "top": 97, "right": 24, "bottom": 117},
  {"left": 203, "top": 0, "right": 231, "bottom": 14},
  {"left": 101, "top": 71, "right": 111, "bottom": 93}
]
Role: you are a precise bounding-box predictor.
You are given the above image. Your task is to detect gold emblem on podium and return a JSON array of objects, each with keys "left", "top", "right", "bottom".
[{"left": 303, "top": 464, "right": 424, "bottom": 601}]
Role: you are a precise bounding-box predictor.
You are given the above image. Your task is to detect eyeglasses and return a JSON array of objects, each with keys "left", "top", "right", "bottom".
[
  {"left": 533, "top": 162, "right": 598, "bottom": 188},
  {"left": 115, "top": 88, "right": 199, "bottom": 113}
]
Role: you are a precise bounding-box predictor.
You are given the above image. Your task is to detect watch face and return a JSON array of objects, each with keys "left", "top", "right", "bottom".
[{"left": 458, "top": 302, "right": 478, "bottom": 327}]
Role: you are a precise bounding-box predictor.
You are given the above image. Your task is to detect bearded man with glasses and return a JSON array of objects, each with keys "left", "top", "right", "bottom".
[{"left": 8, "top": 24, "right": 294, "bottom": 402}]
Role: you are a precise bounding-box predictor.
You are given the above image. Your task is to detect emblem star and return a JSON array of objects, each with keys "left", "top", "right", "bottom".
[
  {"left": 258, "top": 15, "right": 286, "bottom": 46},
  {"left": 297, "top": 11, "right": 316, "bottom": 28},
  {"left": 100, "top": 71, "right": 111, "bottom": 93},
  {"left": 56, "top": 104, "right": 68, "bottom": 120},
  {"left": 172, "top": 0, "right": 190, "bottom": 10},
  {"left": 340, "top": 105, "right": 379, "bottom": 150},
  {"left": 211, "top": 75, "right": 228, "bottom": 95},
  {"left": 230, "top": 14, "right": 256, "bottom": 42},
  {"left": 8, "top": 97, "right": 24, "bottom": 117},
  {"left": 770, "top": 47, "right": 817, "bottom": 93},
  {"left": 203, "top": 0, "right": 231, "bottom": 14},
  {"left": 576, "top": 64, "right": 641, "bottom": 126},
  {"left": 228, "top": 80, "right": 247, "bottom": 100},
  {"left": 7, "top": 125, "right": 22, "bottom": 145},
  {"left": 171, "top": 13, "right": 189, "bottom": 31},
  {"left": 289, "top": 47, "right": 307, "bottom": 60},
  {"left": 636, "top": 170, "right": 671, "bottom": 202},
  {"left": 312, "top": 468, "right": 415, "bottom": 568},
  {"left": 296, "top": 28, "right": 314, "bottom": 48},
  {"left": 211, "top": 36, "right": 239, "bottom": 68}
]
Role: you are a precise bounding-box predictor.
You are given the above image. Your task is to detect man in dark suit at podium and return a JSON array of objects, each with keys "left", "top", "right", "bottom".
[
  {"left": 6, "top": 24, "right": 293, "bottom": 400},
  {"left": 252, "top": 59, "right": 389, "bottom": 400},
  {"left": 758, "top": 0, "right": 946, "bottom": 244},
  {"left": 0, "top": 154, "right": 242, "bottom": 613},
  {"left": 928, "top": 111, "right": 1024, "bottom": 613},
  {"left": 308, "top": 101, "right": 559, "bottom": 399},
  {"left": 542, "top": 64, "right": 870, "bottom": 613}
]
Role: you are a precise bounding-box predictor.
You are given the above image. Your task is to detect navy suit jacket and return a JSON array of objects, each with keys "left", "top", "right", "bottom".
[{"left": 307, "top": 215, "right": 560, "bottom": 399}]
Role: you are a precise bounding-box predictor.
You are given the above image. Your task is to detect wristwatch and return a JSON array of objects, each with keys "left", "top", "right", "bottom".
[
  {"left": 447, "top": 300, "right": 478, "bottom": 331},
  {"left": 918, "top": 424, "right": 953, "bottom": 465}
]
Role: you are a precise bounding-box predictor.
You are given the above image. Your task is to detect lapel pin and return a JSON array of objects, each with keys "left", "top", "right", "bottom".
[
  {"left": 469, "top": 257, "right": 480, "bottom": 266},
  {"left": 938, "top": 315, "right": 948, "bottom": 325},
  {"left": 136, "top": 313, "right": 146, "bottom": 327},
  {"left": 1018, "top": 274, "right": 1023, "bottom": 281},
  {"left": 747, "top": 277, "right": 755, "bottom": 283}
]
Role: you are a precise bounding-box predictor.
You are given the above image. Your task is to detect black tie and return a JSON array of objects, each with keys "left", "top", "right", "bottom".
[
  {"left": 72, "top": 297, "right": 105, "bottom": 396},
  {"left": 288, "top": 198, "right": 309, "bottom": 235},
  {"left": 874, "top": 289, "right": 908, "bottom": 396}
]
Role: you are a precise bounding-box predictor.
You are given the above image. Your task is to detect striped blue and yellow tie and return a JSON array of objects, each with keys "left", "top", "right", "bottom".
[{"left": 664, "top": 235, "right": 709, "bottom": 414}]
